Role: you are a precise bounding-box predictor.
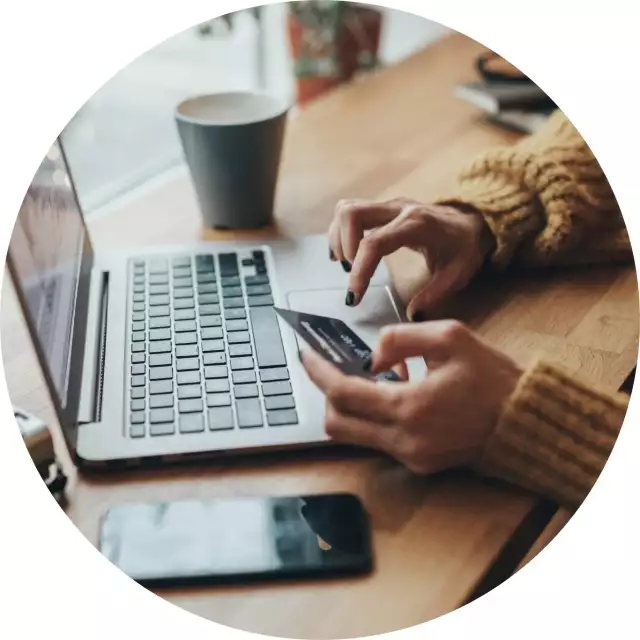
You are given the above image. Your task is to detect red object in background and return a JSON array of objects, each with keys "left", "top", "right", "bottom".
[{"left": 288, "top": 5, "right": 383, "bottom": 107}]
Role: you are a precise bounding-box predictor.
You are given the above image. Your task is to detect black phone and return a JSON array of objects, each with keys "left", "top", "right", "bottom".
[{"left": 99, "top": 493, "right": 373, "bottom": 587}]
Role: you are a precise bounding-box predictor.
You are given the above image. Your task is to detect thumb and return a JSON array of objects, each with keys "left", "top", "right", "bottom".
[
  {"left": 406, "top": 266, "right": 465, "bottom": 321},
  {"left": 371, "top": 321, "right": 458, "bottom": 373}
]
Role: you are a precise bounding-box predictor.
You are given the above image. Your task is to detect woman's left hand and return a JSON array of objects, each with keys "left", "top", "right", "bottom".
[{"left": 300, "top": 320, "right": 522, "bottom": 474}]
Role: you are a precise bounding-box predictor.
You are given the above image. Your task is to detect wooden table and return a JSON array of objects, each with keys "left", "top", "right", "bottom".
[{"left": 3, "top": 33, "right": 638, "bottom": 639}]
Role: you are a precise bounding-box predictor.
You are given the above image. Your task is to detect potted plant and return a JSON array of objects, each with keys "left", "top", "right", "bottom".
[{"left": 287, "top": 1, "right": 384, "bottom": 105}]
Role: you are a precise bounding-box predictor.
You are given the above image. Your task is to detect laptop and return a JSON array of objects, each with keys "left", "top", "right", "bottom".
[{"left": 6, "top": 139, "right": 411, "bottom": 470}]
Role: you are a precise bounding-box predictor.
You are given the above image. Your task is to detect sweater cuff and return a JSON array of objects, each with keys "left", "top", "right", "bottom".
[{"left": 473, "top": 360, "right": 627, "bottom": 510}]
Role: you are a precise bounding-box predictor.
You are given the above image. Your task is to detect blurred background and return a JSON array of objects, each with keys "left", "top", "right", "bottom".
[{"left": 60, "top": 2, "right": 450, "bottom": 215}]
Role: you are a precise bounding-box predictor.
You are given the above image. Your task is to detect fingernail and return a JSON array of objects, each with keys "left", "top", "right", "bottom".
[
  {"left": 341, "top": 260, "right": 352, "bottom": 273},
  {"left": 345, "top": 291, "right": 355, "bottom": 306},
  {"left": 411, "top": 311, "right": 426, "bottom": 323},
  {"left": 329, "top": 248, "right": 336, "bottom": 261}
]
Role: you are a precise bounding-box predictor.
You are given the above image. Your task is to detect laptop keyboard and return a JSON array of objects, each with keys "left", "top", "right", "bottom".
[{"left": 127, "top": 250, "right": 299, "bottom": 438}]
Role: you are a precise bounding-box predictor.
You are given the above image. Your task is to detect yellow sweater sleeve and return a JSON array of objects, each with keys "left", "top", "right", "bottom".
[
  {"left": 473, "top": 360, "right": 629, "bottom": 511},
  {"left": 438, "top": 110, "right": 633, "bottom": 268}
]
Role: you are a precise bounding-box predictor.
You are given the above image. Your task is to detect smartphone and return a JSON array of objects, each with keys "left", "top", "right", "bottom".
[{"left": 99, "top": 493, "right": 373, "bottom": 587}]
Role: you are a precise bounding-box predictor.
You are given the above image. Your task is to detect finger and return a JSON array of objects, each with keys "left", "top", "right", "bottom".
[
  {"left": 336, "top": 199, "right": 403, "bottom": 263},
  {"left": 392, "top": 361, "right": 409, "bottom": 381},
  {"left": 328, "top": 214, "right": 345, "bottom": 262},
  {"left": 301, "top": 350, "right": 399, "bottom": 423},
  {"left": 324, "top": 403, "right": 403, "bottom": 456},
  {"left": 347, "top": 215, "right": 420, "bottom": 304},
  {"left": 371, "top": 321, "right": 467, "bottom": 372},
  {"left": 405, "top": 266, "right": 466, "bottom": 320}
]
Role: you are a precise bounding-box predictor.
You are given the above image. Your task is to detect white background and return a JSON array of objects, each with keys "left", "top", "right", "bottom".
[{"left": 0, "top": 1, "right": 639, "bottom": 639}]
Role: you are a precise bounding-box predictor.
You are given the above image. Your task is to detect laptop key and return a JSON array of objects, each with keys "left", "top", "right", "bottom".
[
  {"left": 226, "top": 319, "right": 248, "bottom": 332},
  {"left": 131, "top": 343, "right": 145, "bottom": 353},
  {"left": 133, "top": 284, "right": 145, "bottom": 294},
  {"left": 130, "top": 411, "right": 145, "bottom": 424},
  {"left": 201, "top": 327, "right": 223, "bottom": 340},
  {"left": 245, "top": 275, "right": 269, "bottom": 286},
  {"left": 234, "top": 384, "right": 258, "bottom": 399},
  {"left": 174, "top": 298, "right": 195, "bottom": 310},
  {"left": 180, "top": 413, "right": 205, "bottom": 434},
  {"left": 133, "top": 293, "right": 145, "bottom": 303},
  {"left": 149, "top": 274, "right": 169, "bottom": 285},
  {"left": 131, "top": 387, "right": 145, "bottom": 400},
  {"left": 149, "top": 306, "right": 170, "bottom": 318},
  {"left": 236, "top": 399, "right": 263, "bottom": 428},
  {"left": 228, "top": 331, "right": 250, "bottom": 345},
  {"left": 250, "top": 307, "right": 286, "bottom": 369},
  {"left": 173, "top": 266, "right": 192, "bottom": 279},
  {"left": 265, "top": 395, "right": 295, "bottom": 411},
  {"left": 200, "top": 315, "right": 222, "bottom": 328},
  {"left": 149, "top": 353, "right": 172, "bottom": 367},
  {"left": 206, "top": 379, "right": 230, "bottom": 393},
  {"left": 150, "top": 408, "right": 174, "bottom": 423},
  {"left": 225, "top": 308, "right": 247, "bottom": 320},
  {"left": 176, "top": 344, "right": 198, "bottom": 358},
  {"left": 174, "top": 308, "right": 196, "bottom": 321},
  {"left": 208, "top": 407, "right": 234, "bottom": 431},
  {"left": 177, "top": 371, "right": 201, "bottom": 385},
  {"left": 224, "top": 298, "right": 245, "bottom": 310},
  {"left": 173, "top": 277, "right": 194, "bottom": 289},
  {"left": 205, "top": 364, "right": 228, "bottom": 379},
  {"left": 172, "top": 256, "right": 191, "bottom": 267},
  {"left": 149, "top": 259, "right": 168, "bottom": 274},
  {"left": 175, "top": 332, "right": 197, "bottom": 346},
  {"left": 199, "top": 304, "right": 221, "bottom": 316},
  {"left": 149, "top": 380, "right": 173, "bottom": 395},
  {"left": 262, "top": 381, "right": 293, "bottom": 396},
  {"left": 203, "top": 353, "right": 226, "bottom": 366},
  {"left": 220, "top": 276, "right": 241, "bottom": 287},
  {"left": 222, "top": 286, "right": 243, "bottom": 299},
  {"left": 202, "top": 339, "right": 225, "bottom": 353},
  {"left": 179, "top": 399, "right": 204, "bottom": 414},
  {"left": 150, "top": 422, "right": 175, "bottom": 436},
  {"left": 150, "top": 394, "right": 174, "bottom": 409},
  {"left": 131, "top": 331, "right": 145, "bottom": 342},
  {"left": 232, "top": 370, "right": 256, "bottom": 384},
  {"left": 130, "top": 423, "right": 145, "bottom": 438},
  {"left": 248, "top": 295, "right": 274, "bottom": 307},
  {"left": 219, "top": 253, "right": 239, "bottom": 275},
  {"left": 149, "top": 366, "right": 173, "bottom": 381},
  {"left": 149, "top": 340, "right": 172, "bottom": 354},
  {"left": 149, "top": 284, "right": 169, "bottom": 296},
  {"left": 131, "top": 364, "right": 145, "bottom": 376},
  {"left": 198, "top": 293, "right": 219, "bottom": 306},
  {"left": 246, "top": 284, "right": 272, "bottom": 297},
  {"left": 149, "top": 316, "right": 170, "bottom": 329},
  {"left": 131, "top": 375, "right": 146, "bottom": 387},
  {"left": 231, "top": 357, "right": 254, "bottom": 371},
  {"left": 197, "top": 283, "right": 217, "bottom": 295},
  {"left": 150, "top": 328, "right": 171, "bottom": 341},
  {"left": 173, "top": 288, "right": 194, "bottom": 300},
  {"left": 207, "top": 393, "right": 231, "bottom": 407},
  {"left": 132, "top": 312, "right": 145, "bottom": 322},
  {"left": 260, "top": 368, "right": 289, "bottom": 382},
  {"left": 178, "top": 385, "right": 202, "bottom": 399},
  {"left": 131, "top": 399, "right": 145, "bottom": 411},
  {"left": 149, "top": 294, "right": 170, "bottom": 307},
  {"left": 131, "top": 353, "right": 146, "bottom": 365},
  {"left": 197, "top": 273, "right": 216, "bottom": 285},
  {"left": 229, "top": 344, "right": 252, "bottom": 357},
  {"left": 176, "top": 357, "right": 200, "bottom": 372},
  {"left": 267, "top": 409, "right": 298, "bottom": 426},
  {"left": 174, "top": 320, "right": 197, "bottom": 333}
]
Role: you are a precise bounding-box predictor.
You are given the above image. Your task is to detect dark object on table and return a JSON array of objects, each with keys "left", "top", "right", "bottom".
[
  {"left": 14, "top": 406, "right": 67, "bottom": 503},
  {"left": 456, "top": 50, "right": 555, "bottom": 134}
]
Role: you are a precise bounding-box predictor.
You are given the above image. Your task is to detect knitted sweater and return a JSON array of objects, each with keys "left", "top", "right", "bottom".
[{"left": 439, "top": 110, "right": 635, "bottom": 511}]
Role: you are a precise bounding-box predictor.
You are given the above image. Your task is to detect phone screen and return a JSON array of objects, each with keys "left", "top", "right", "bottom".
[{"left": 99, "top": 493, "right": 372, "bottom": 587}]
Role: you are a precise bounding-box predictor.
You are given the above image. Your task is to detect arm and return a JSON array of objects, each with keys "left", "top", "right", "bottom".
[
  {"left": 474, "top": 359, "right": 628, "bottom": 510},
  {"left": 438, "top": 110, "right": 632, "bottom": 268}
]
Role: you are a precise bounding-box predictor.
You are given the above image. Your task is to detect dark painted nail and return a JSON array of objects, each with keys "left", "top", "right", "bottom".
[
  {"left": 329, "top": 248, "right": 336, "bottom": 261},
  {"left": 341, "top": 260, "right": 352, "bottom": 273},
  {"left": 363, "top": 356, "right": 372, "bottom": 371},
  {"left": 411, "top": 311, "right": 426, "bottom": 323},
  {"left": 345, "top": 291, "right": 355, "bottom": 306}
]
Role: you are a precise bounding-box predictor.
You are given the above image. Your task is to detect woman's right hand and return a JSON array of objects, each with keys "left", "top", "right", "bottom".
[{"left": 328, "top": 197, "right": 495, "bottom": 320}]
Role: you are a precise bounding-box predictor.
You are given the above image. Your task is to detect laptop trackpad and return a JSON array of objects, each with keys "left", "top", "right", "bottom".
[
  {"left": 286, "top": 286, "right": 427, "bottom": 380},
  {"left": 286, "top": 286, "right": 400, "bottom": 352}
]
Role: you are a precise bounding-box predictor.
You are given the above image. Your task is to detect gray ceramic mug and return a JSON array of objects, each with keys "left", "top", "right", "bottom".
[{"left": 175, "top": 91, "right": 290, "bottom": 230}]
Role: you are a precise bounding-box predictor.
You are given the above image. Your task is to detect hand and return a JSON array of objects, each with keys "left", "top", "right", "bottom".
[
  {"left": 328, "top": 198, "right": 494, "bottom": 319},
  {"left": 301, "top": 320, "right": 522, "bottom": 474}
]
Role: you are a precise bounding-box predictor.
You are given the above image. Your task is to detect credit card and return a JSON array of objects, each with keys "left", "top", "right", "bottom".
[{"left": 275, "top": 307, "right": 401, "bottom": 382}]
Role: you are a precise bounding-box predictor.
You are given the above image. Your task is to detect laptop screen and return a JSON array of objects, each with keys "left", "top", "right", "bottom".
[{"left": 8, "top": 140, "right": 88, "bottom": 406}]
